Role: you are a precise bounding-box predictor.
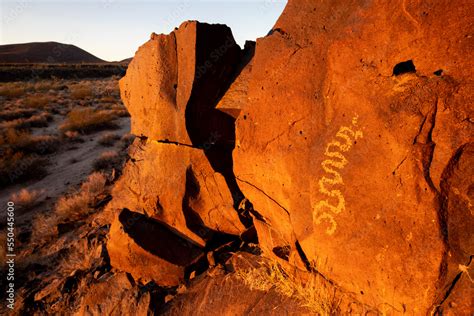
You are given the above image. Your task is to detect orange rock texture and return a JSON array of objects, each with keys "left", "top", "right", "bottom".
[{"left": 108, "top": 1, "right": 473, "bottom": 314}]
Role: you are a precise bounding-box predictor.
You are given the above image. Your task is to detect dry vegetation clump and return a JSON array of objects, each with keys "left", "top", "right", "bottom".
[
  {"left": 59, "top": 108, "right": 118, "bottom": 133},
  {"left": 1, "top": 112, "right": 52, "bottom": 130},
  {"left": 0, "top": 108, "right": 37, "bottom": 121},
  {"left": 31, "top": 213, "right": 59, "bottom": 245},
  {"left": 98, "top": 132, "right": 120, "bottom": 147},
  {"left": 60, "top": 238, "right": 104, "bottom": 275},
  {"left": 32, "top": 80, "right": 63, "bottom": 92},
  {"left": 0, "top": 128, "right": 60, "bottom": 155},
  {"left": 23, "top": 94, "right": 50, "bottom": 108},
  {"left": 111, "top": 107, "right": 130, "bottom": 118},
  {"left": 21, "top": 134, "right": 60, "bottom": 154},
  {"left": 81, "top": 172, "right": 108, "bottom": 196},
  {"left": 99, "top": 95, "right": 117, "bottom": 103},
  {"left": 0, "top": 149, "right": 48, "bottom": 187},
  {"left": 237, "top": 261, "right": 341, "bottom": 315},
  {"left": 34, "top": 172, "right": 107, "bottom": 242},
  {"left": 55, "top": 172, "right": 107, "bottom": 220},
  {"left": 103, "top": 79, "right": 121, "bottom": 96},
  {"left": 70, "top": 83, "right": 94, "bottom": 99},
  {"left": 93, "top": 150, "right": 120, "bottom": 171},
  {"left": 10, "top": 188, "right": 45, "bottom": 210},
  {"left": 55, "top": 192, "right": 91, "bottom": 220},
  {"left": 62, "top": 130, "right": 84, "bottom": 143},
  {"left": 0, "top": 83, "right": 26, "bottom": 98}
]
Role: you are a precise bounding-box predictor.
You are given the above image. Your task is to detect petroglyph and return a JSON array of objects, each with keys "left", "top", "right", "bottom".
[{"left": 313, "top": 116, "right": 363, "bottom": 235}]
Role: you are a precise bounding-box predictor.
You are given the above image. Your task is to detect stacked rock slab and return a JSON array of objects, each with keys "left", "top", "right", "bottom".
[
  {"left": 107, "top": 21, "right": 247, "bottom": 285},
  {"left": 217, "top": 0, "right": 472, "bottom": 314}
]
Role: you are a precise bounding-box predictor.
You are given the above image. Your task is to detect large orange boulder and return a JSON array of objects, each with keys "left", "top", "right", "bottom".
[
  {"left": 220, "top": 0, "right": 473, "bottom": 313},
  {"left": 107, "top": 1, "right": 472, "bottom": 313},
  {"left": 107, "top": 21, "right": 248, "bottom": 285}
]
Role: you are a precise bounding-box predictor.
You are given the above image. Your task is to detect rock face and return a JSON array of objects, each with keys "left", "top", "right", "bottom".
[
  {"left": 109, "top": 1, "right": 473, "bottom": 314},
  {"left": 226, "top": 0, "right": 473, "bottom": 314},
  {"left": 107, "top": 21, "right": 249, "bottom": 285}
]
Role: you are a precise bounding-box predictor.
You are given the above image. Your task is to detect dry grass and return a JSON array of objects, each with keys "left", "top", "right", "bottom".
[
  {"left": 62, "top": 130, "right": 83, "bottom": 143},
  {"left": 237, "top": 261, "right": 341, "bottom": 315},
  {"left": 55, "top": 192, "right": 91, "bottom": 220},
  {"left": 32, "top": 80, "right": 62, "bottom": 92},
  {"left": 31, "top": 213, "right": 59, "bottom": 245},
  {"left": 0, "top": 83, "right": 26, "bottom": 98},
  {"left": 10, "top": 188, "right": 45, "bottom": 210},
  {"left": 60, "top": 238, "right": 103, "bottom": 275},
  {"left": 55, "top": 172, "right": 107, "bottom": 220},
  {"left": 0, "top": 128, "right": 60, "bottom": 155},
  {"left": 98, "top": 132, "right": 120, "bottom": 146},
  {"left": 31, "top": 172, "right": 107, "bottom": 245},
  {"left": 1, "top": 112, "right": 52, "bottom": 130},
  {"left": 93, "top": 150, "right": 120, "bottom": 171},
  {"left": 81, "top": 172, "right": 107, "bottom": 196},
  {"left": 99, "top": 95, "right": 117, "bottom": 103},
  {"left": 0, "top": 108, "right": 37, "bottom": 121},
  {"left": 70, "top": 83, "right": 94, "bottom": 99},
  {"left": 111, "top": 108, "right": 130, "bottom": 118},
  {"left": 23, "top": 95, "right": 50, "bottom": 108},
  {"left": 0, "top": 150, "right": 48, "bottom": 187},
  {"left": 60, "top": 108, "right": 118, "bottom": 133}
]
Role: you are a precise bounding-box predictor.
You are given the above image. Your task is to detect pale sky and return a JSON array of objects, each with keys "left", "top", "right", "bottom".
[{"left": 0, "top": 0, "right": 287, "bottom": 61}]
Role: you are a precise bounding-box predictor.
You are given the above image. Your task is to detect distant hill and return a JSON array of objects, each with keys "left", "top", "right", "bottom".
[
  {"left": 120, "top": 57, "right": 133, "bottom": 64},
  {"left": 0, "top": 42, "right": 106, "bottom": 64}
]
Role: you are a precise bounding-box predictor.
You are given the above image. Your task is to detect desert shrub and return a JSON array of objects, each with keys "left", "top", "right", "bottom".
[
  {"left": 80, "top": 172, "right": 107, "bottom": 197},
  {"left": 32, "top": 80, "right": 62, "bottom": 92},
  {"left": 108, "top": 103, "right": 129, "bottom": 116},
  {"left": 59, "top": 108, "right": 118, "bottom": 133},
  {"left": 55, "top": 172, "right": 107, "bottom": 220},
  {"left": 1, "top": 112, "right": 52, "bottom": 130},
  {"left": 23, "top": 95, "right": 50, "bottom": 108},
  {"left": 98, "top": 132, "right": 120, "bottom": 147},
  {"left": 237, "top": 261, "right": 341, "bottom": 315},
  {"left": 60, "top": 238, "right": 103, "bottom": 275},
  {"left": 103, "top": 80, "right": 120, "bottom": 96},
  {"left": 70, "top": 83, "right": 94, "bottom": 99},
  {"left": 0, "top": 128, "right": 30, "bottom": 147},
  {"left": 111, "top": 108, "right": 130, "bottom": 117},
  {"left": 31, "top": 213, "right": 59, "bottom": 244},
  {"left": 0, "top": 129, "right": 60, "bottom": 155},
  {"left": 0, "top": 149, "right": 48, "bottom": 187},
  {"left": 2, "top": 118, "right": 29, "bottom": 130},
  {"left": 62, "top": 130, "right": 83, "bottom": 143},
  {"left": 0, "top": 108, "right": 37, "bottom": 121},
  {"left": 55, "top": 192, "right": 91, "bottom": 220},
  {"left": 10, "top": 188, "right": 45, "bottom": 210},
  {"left": 100, "top": 95, "right": 116, "bottom": 103},
  {"left": 28, "top": 112, "right": 53, "bottom": 127},
  {"left": 23, "top": 135, "right": 60, "bottom": 154},
  {"left": 0, "top": 83, "right": 25, "bottom": 98},
  {"left": 93, "top": 150, "right": 120, "bottom": 171}
]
